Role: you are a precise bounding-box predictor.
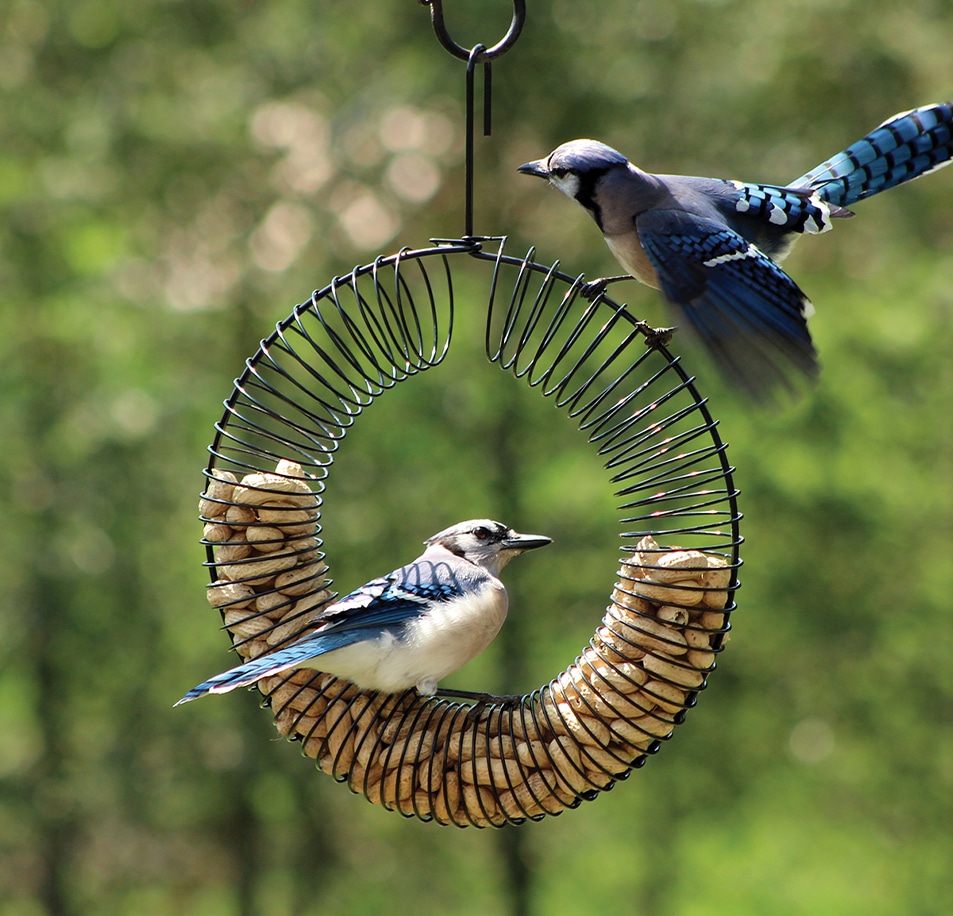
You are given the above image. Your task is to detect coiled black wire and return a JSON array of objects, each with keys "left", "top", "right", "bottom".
[{"left": 199, "top": 236, "right": 742, "bottom": 826}]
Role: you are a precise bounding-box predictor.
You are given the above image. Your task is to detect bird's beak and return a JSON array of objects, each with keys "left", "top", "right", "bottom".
[
  {"left": 517, "top": 159, "right": 549, "bottom": 179},
  {"left": 501, "top": 531, "right": 552, "bottom": 552}
]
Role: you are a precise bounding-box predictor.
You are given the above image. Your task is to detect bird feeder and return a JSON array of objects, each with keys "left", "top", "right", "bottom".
[{"left": 193, "top": 0, "right": 742, "bottom": 827}]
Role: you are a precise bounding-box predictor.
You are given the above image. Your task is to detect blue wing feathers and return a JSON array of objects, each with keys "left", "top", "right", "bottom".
[{"left": 637, "top": 209, "right": 817, "bottom": 398}]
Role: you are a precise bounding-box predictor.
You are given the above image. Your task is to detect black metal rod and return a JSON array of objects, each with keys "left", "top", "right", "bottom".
[{"left": 464, "top": 46, "right": 486, "bottom": 236}]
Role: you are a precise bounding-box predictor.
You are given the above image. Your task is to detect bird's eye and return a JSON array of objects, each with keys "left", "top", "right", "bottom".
[
  {"left": 473, "top": 526, "right": 491, "bottom": 540},
  {"left": 550, "top": 167, "right": 568, "bottom": 179}
]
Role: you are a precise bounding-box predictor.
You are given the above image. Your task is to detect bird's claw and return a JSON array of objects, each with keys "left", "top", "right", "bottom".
[
  {"left": 579, "top": 278, "right": 609, "bottom": 301},
  {"left": 638, "top": 323, "right": 677, "bottom": 348},
  {"left": 578, "top": 275, "right": 632, "bottom": 301}
]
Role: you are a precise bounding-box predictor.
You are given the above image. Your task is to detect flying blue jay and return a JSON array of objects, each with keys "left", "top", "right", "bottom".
[
  {"left": 519, "top": 102, "right": 953, "bottom": 398},
  {"left": 175, "top": 519, "right": 551, "bottom": 705}
]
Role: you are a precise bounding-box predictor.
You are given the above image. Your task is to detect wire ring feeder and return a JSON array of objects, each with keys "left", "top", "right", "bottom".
[{"left": 197, "top": 236, "right": 742, "bottom": 827}]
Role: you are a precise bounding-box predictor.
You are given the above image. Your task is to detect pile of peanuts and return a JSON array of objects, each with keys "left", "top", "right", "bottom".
[
  {"left": 199, "top": 459, "right": 335, "bottom": 662},
  {"left": 199, "top": 461, "right": 733, "bottom": 827}
]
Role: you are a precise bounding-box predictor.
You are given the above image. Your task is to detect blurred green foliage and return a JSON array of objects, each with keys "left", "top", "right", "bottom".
[{"left": 1, "top": 0, "right": 951, "bottom": 913}]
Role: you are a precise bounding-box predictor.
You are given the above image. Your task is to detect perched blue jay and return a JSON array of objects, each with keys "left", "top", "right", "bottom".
[
  {"left": 175, "top": 519, "right": 551, "bottom": 705},
  {"left": 519, "top": 102, "right": 953, "bottom": 398}
]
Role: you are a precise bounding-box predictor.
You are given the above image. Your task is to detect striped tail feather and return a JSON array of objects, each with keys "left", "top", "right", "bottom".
[
  {"left": 792, "top": 102, "right": 953, "bottom": 207},
  {"left": 173, "top": 630, "right": 359, "bottom": 705},
  {"left": 174, "top": 646, "right": 310, "bottom": 705}
]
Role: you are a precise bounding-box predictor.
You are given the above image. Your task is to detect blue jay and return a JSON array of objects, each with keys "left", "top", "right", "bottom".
[
  {"left": 519, "top": 102, "right": 953, "bottom": 398},
  {"left": 175, "top": 519, "right": 551, "bottom": 705}
]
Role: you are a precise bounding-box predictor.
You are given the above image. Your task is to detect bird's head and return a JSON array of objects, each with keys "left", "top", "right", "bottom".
[
  {"left": 518, "top": 139, "right": 632, "bottom": 227},
  {"left": 425, "top": 519, "right": 551, "bottom": 578}
]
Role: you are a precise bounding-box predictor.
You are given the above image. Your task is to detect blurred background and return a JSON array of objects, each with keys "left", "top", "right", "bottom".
[{"left": 2, "top": 0, "right": 952, "bottom": 913}]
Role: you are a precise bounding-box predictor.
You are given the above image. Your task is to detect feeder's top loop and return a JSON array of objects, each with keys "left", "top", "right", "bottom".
[{"left": 421, "top": 0, "right": 526, "bottom": 62}]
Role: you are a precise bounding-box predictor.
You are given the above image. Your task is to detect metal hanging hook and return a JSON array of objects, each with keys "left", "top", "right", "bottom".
[
  {"left": 420, "top": 0, "right": 526, "bottom": 63},
  {"left": 421, "top": 0, "right": 525, "bottom": 236}
]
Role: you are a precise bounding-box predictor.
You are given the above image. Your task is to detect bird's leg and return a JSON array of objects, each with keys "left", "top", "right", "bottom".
[
  {"left": 579, "top": 274, "right": 633, "bottom": 301},
  {"left": 431, "top": 687, "right": 526, "bottom": 706},
  {"left": 574, "top": 274, "right": 676, "bottom": 349},
  {"left": 418, "top": 681, "right": 501, "bottom": 705},
  {"left": 577, "top": 277, "right": 675, "bottom": 345}
]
